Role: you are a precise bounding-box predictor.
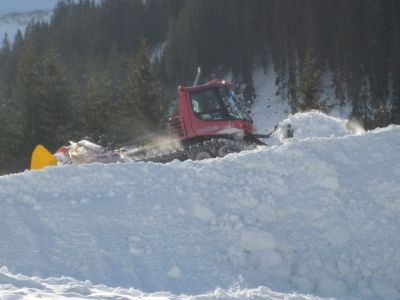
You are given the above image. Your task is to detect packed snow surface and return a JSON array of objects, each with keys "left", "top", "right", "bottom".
[{"left": 0, "top": 113, "right": 400, "bottom": 300}]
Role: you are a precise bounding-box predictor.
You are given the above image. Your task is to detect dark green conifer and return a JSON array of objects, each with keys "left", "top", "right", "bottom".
[
  {"left": 295, "top": 49, "right": 324, "bottom": 112},
  {"left": 124, "top": 38, "right": 164, "bottom": 135},
  {"left": 14, "top": 41, "right": 41, "bottom": 158},
  {"left": 78, "top": 64, "right": 114, "bottom": 144},
  {"left": 38, "top": 48, "right": 74, "bottom": 149}
]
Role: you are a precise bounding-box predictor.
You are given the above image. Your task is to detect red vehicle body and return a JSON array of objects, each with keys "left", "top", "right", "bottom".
[
  {"left": 168, "top": 79, "right": 260, "bottom": 146},
  {"left": 115, "top": 78, "right": 267, "bottom": 162}
]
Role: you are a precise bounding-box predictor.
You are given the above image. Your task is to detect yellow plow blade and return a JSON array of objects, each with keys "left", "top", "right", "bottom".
[{"left": 30, "top": 145, "right": 58, "bottom": 170}]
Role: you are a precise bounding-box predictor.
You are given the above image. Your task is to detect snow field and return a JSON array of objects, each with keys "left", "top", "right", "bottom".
[{"left": 0, "top": 114, "right": 399, "bottom": 299}]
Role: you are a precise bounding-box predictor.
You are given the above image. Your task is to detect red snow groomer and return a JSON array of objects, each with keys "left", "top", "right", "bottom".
[{"left": 30, "top": 70, "right": 273, "bottom": 170}]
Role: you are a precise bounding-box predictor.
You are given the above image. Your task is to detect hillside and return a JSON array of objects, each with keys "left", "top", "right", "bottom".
[
  {"left": 0, "top": 113, "right": 399, "bottom": 299},
  {"left": 0, "top": 10, "right": 52, "bottom": 40},
  {"left": 1, "top": 0, "right": 400, "bottom": 175},
  {"left": 0, "top": 0, "right": 58, "bottom": 15}
]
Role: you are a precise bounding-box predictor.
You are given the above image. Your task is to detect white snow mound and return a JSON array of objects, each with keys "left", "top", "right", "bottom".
[
  {"left": 274, "top": 111, "right": 356, "bottom": 141},
  {"left": 0, "top": 266, "right": 326, "bottom": 300},
  {"left": 0, "top": 120, "right": 399, "bottom": 300}
]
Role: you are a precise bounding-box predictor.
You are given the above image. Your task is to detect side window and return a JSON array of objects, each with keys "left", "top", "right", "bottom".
[
  {"left": 190, "top": 90, "right": 223, "bottom": 120},
  {"left": 192, "top": 99, "right": 200, "bottom": 113}
]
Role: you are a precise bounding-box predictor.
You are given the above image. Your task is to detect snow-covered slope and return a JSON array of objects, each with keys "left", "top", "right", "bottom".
[
  {"left": 0, "top": 113, "right": 399, "bottom": 300},
  {"left": 250, "top": 65, "right": 353, "bottom": 134},
  {"left": 0, "top": 10, "right": 52, "bottom": 40},
  {"left": 0, "top": 0, "right": 58, "bottom": 15},
  {"left": 251, "top": 66, "right": 291, "bottom": 133},
  {"left": 0, "top": 0, "right": 58, "bottom": 40}
]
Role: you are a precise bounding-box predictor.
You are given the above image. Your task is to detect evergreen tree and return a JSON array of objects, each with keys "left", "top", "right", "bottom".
[
  {"left": 163, "top": 16, "right": 180, "bottom": 83},
  {"left": 14, "top": 41, "right": 42, "bottom": 162},
  {"left": 0, "top": 34, "right": 12, "bottom": 89},
  {"left": 294, "top": 49, "right": 324, "bottom": 112},
  {"left": 123, "top": 39, "right": 164, "bottom": 135},
  {"left": 37, "top": 48, "right": 74, "bottom": 149},
  {"left": 0, "top": 81, "right": 8, "bottom": 173},
  {"left": 78, "top": 64, "right": 115, "bottom": 145},
  {"left": 164, "top": 1, "right": 200, "bottom": 84},
  {"left": 112, "top": 53, "right": 146, "bottom": 143},
  {"left": 7, "top": 30, "right": 25, "bottom": 86},
  {"left": 0, "top": 81, "right": 26, "bottom": 173}
]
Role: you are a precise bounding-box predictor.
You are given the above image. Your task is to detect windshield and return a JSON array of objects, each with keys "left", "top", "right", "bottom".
[
  {"left": 218, "top": 86, "right": 252, "bottom": 122},
  {"left": 190, "top": 86, "right": 252, "bottom": 122}
]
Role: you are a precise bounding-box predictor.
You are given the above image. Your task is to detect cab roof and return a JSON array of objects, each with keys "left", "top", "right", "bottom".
[{"left": 179, "top": 79, "right": 234, "bottom": 93}]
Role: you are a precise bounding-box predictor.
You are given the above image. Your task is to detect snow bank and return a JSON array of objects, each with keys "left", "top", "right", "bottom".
[
  {"left": 0, "top": 267, "right": 326, "bottom": 300},
  {"left": 273, "top": 111, "right": 356, "bottom": 142},
  {"left": 259, "top": 111, "right": 361, "bottom": 146},
  {"left": 0, "top": 121, "right": 399, "bottom": 300}
]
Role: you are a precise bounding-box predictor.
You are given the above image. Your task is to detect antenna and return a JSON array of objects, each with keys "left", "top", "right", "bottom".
[{"left": 193, "top": 67, "right": 201, "bottom": 86}]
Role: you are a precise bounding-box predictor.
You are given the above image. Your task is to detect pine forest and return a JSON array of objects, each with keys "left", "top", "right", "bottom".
[{"left": 0, "top": 0, "right": 399, "bottom": 173}]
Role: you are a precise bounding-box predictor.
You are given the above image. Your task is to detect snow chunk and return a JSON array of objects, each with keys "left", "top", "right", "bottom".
[
  {"left": 323, "top": 226, "right": 350, "bottom": 247},
  {"left": 239, "top": 230, "right": 275, "bottom": 251},
  {"left": 167, "top": 266, "right": 182, "bottom": 278},
  {"left": 371, "top": 279, "right": 400, "bottom": 300},
  {"left": 317, "top": 276, "right": 348, "bottom": 297},
  {"left": 128, "top": 236, "right": 143, "bottom": 256},
  {"left": 191, "top": 202, "right": 216, "bottom": 224}
]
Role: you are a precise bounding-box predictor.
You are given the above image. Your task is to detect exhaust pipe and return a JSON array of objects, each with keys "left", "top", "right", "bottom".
[{"left": 193, "top": 66, "right": 201, "bottom": 86}]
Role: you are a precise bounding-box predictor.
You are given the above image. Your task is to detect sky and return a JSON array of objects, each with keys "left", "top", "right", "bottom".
[{"left": 0, "top": 0, "right": 59, "bottom": 16}]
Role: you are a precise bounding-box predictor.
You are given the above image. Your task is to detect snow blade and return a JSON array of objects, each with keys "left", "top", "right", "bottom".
[{"left": 30, "top": 145, "right": 58, "bottom": 170}]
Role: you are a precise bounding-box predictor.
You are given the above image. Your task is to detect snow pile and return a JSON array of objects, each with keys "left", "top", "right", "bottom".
[
  {"left": 258, "top": 111, "right": 361, "bottom": 146},
  {"left": 0, "top": 117, "right": 399, "bottom": 299},
  {"left": 0, "top": 267, "right": 325, "bottom": 300},
  {"left": 273, "top": 111, "right": 356, "bottom": 142}
]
